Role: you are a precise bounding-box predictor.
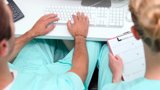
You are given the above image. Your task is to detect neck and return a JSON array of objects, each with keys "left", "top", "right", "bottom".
[
  {"left": 144, "top": 43, "right": 160, "bottom": 80},
  {"left": 0, "top": 59, "right": 13, "bottom": 89}
]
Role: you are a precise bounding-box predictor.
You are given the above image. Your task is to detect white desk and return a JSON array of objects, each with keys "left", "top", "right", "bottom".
[{"left": 14, "top": 0, "right": 133, "bottom": 41}]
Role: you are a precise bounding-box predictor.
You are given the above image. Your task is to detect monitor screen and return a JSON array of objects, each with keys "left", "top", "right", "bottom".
[
  {"left": 111, "top": 0, "right": 128, "bottom": 7},
  {"left": 81, "top": 0, "right": 128, "bottom": 7},
  {"left": 81, "top": 0, "right": 111, "bottom": 7}
]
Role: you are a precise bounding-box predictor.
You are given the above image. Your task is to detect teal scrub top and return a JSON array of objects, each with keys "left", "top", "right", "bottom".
[
  {"left": 7, "top": 39, "right": 101, "bottom": 90},
  {"left": 9, "top": 63, "right": 84, "bottom": 90},
  {"left": 102, "top": 78, "right": 160, "bottom": 90}
]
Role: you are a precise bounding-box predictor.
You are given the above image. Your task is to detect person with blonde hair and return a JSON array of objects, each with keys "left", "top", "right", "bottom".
[{"left": 98, "top": 0, "right": 160, "bottom": 89}]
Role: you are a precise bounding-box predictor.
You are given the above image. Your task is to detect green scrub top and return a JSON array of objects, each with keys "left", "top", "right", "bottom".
[{"left": 8, "top": 39, "right": 102, "bottom": 90}]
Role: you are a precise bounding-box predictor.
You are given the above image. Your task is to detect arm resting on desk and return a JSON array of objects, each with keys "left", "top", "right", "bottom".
[
  {"left": 8, "top": 14, "right": 59, "bottom": 62},
  {"left": 69, "top": 36, "right": 88, "bottom": 83},
  {"left": 68, "top": 12, "right": 89, "bottom": 83}
]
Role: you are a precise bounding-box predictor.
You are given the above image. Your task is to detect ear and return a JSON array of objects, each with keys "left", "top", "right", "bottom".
[
  {"left": 0, "top": 40, "right": 9, "bottom": 57},
  {"left": 131, "top": 26, "right": 141, "bottom": 40}
]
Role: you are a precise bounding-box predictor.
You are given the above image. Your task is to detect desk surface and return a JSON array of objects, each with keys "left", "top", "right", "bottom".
[{"left": 14, "top": 0, "right": 133, "bottom": 41}]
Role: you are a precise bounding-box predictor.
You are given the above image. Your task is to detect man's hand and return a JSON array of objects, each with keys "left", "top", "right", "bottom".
[
  {"left": 109, "top": 53, "right": 123, "bottom": 83},
  {"left": 67, "top": 12, "right": 89, "bottom": 38},
  {"left": 7, "top": 14, "right": 59, "bottom": 62},
  {"left": 28, "top": 14, "right": 59, "bottom": 38}
]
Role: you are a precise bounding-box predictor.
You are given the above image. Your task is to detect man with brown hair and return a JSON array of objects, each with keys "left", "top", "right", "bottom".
[{"left": 0, "top": 0, "right": 101, "bottom": 89}]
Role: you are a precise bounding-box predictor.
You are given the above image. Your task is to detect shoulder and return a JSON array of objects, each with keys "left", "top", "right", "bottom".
[
  {"left": 101, "top": 78, "right": 157, "bottom": 90},
  {"left": 41, "top": 72, "right": 85, "bottom": 90},
  {"left": 11, "top": 72, "right": 85, "bottom": 90}
]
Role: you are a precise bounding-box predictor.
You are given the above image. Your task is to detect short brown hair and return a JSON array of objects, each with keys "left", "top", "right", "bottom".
[{"left": 0, "top": 0, "right": 12, "bottom": 42}]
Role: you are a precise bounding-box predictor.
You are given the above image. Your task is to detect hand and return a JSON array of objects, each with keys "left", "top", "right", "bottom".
[
  {"left": 109, "top": 53, "right": 123, "bottom": 83},
  {"left": 29, "top": 14, "right": 59, "bottom": 37},
  {"left": 67, "top": 12, "right": 89, "bottom": 38}
]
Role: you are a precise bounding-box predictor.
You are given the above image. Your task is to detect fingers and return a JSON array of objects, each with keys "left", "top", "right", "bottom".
[
  {"left": 80, "top": 12, "right": 87, "bottom": 22},
  {"left": 115, "top": 55, "right": 123, "bottom": 61},
  {"left": 42, "top": 14, "right": 58, "bottom": 20},
  {"left": 82, "top": 13, "right": 86, "bottom": 21},
  {"left": 85, "top": 16, "right": 89, "bottom": 25},
  {"left": 44, "top": 17, "right": 59, "bottom": 25},
  {"left": 67, "top": 20, "right": 72, "bottom": 32},
  {"left": 73, "top": 12, "right": 88, "bottom": 22},
  {"left": 109, "top": 53, "right": 116, "bottom": 61},
  {"left": 44, "top": 17, "right": 59, "bottom": 34},
  {"left": 45, "top": 24, "right": 55, "bottom": 33},
  {"left": 73, "top": 15, "right": 78, "bottom": 24},
  {"left": 81, "top": 12, "right": 85, "bottom": 18},
  {"left": 76, "top": 12, "right": 81, "bottom": 20},
  {"left": 109, "top": 52, "right": 122, "bottom": 61},
  {"left": 77, "top": 12, "right": 85, "bottom": 21}
]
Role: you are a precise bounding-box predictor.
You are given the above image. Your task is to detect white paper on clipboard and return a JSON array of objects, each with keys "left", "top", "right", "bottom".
[{"left": 107, "top": 32, "right": 146, "bottom": 82}]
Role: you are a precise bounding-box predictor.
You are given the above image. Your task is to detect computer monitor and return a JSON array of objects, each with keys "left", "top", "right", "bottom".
[
  {"left": 111, "top": 0, "right": 128, "bottom": 7},
  {"left": 81, "top": 0, "right": 111, "bottom": 7},
  {"left": 81, "top": 0, "right": 128, "bottom": 7}
]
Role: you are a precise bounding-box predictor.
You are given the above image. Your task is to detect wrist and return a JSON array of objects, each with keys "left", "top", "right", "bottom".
[
  {"left": 75, "top": 36, "right": 86, "bottom": 43},
  {"left": 25, "top": 30, "right": 35, "bottom": 40},
  {"left": 112, "top": 74, "right": 122, "bottom": 83},
  {"left": 75, "top": 36, "right": 86, "bottom": 40},
  {"left": 27, "top": 29, "right": 38, "bottom": 38}
]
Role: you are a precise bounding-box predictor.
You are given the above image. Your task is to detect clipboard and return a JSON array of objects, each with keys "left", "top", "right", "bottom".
[{"left": 107, "top": 31, "right": 146, "bottom": 82}]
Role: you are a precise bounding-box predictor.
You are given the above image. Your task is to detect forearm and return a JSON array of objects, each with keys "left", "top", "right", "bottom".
[
  {"left": 8, "top": 31, "right": 34, "bottom": 62},
  {"left": 69, "top": 36, "right": 88, "bottom": 83}
]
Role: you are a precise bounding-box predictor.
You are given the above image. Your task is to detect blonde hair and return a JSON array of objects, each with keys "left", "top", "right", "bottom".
[{"left": 129, "top": 0, "right": 160, "bottom": 52}]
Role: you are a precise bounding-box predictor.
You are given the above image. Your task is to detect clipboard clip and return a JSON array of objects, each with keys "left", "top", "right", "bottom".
[{"left": 116, "top": 31, "right": 133, "bottom": 41}]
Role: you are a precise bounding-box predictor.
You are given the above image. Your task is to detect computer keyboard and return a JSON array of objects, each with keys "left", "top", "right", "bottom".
[
  {"left": 8, "top": 0, "right": 24, "bottom": 22},
  {"left": 45, "top": 6, "right": 124, "bottom": 27}
]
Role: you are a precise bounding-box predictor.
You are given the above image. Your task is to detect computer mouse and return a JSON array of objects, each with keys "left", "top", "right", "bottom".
[{"left": 126, "top": 11, "right": 132, "bottom": 22}]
